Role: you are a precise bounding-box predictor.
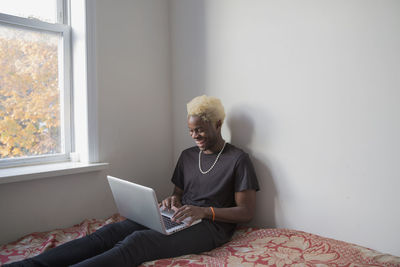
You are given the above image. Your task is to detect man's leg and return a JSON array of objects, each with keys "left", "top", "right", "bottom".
[
  {"left": 71, "top": 221, "right": 217, "bottom": 267},
  {"left": 3, "top": 220, "right": 146, "bottom": 267}
]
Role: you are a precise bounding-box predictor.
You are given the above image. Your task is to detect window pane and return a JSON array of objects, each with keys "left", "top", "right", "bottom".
[
  {"left": 0, "top": 24, "right": 62, "bottom": 159},
  {"left": 0, "top": 0, "right": 58, "bottom": 23}
]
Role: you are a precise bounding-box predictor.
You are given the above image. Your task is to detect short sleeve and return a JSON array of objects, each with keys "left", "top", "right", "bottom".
[
  {"left": 234, "top": 153, "right": 260, "bottom": 192},
  {"left": 171, "top": 153, "right": 184, "bottom": 190}
]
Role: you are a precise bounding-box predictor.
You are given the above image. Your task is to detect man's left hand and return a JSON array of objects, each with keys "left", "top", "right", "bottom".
[{"left": 172, "top": 205, "right": 207, "bottom": 225}]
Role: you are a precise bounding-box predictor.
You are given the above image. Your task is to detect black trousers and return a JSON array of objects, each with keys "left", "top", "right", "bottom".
[{"left": 4, "top": 219, "right": 217, "bottom": 267}]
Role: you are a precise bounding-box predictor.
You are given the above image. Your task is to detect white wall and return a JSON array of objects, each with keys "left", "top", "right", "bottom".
[
  {"left": 170, "top": 0, "right": 400, "bottom": 256},
  {"left": 0, "top": 171, "right": 115, "bottom": 244},
  {"left": 0, "top": 0, "right": 173, "bottom": 245},
  {"left": 96, "top": 0, "right": 173, "bottom": 194}
]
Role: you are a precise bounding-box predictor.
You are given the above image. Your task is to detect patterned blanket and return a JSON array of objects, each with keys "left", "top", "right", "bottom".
[{"left": 1, "top": 214, "right": 399, "bottom": 266}]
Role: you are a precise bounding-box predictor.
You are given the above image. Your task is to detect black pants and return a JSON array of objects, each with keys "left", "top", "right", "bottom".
[{"left": 4, "top": 220, "right": 217, "bottom": 267}]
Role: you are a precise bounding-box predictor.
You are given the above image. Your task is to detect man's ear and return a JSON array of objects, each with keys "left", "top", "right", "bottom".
[{"left": 216, "top": 120, "right": 222, "bottom": 129}]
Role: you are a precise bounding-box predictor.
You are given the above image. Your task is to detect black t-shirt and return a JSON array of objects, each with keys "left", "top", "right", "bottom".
[{"left": 171, "top": 143, "right": 259, "bottom": 245}]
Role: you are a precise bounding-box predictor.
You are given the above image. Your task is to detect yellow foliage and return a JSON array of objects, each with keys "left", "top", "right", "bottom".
[{"left": 0, "top": 27, "right": 61, "bottom": 159}]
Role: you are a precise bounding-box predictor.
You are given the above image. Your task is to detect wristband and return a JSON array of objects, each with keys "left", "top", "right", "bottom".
[{"left": 210, "top": 207, "right": 215, "bottom": 221}]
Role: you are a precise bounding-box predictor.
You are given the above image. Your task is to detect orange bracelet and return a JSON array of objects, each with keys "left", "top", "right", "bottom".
[{"left": 210, "top": 207, "right": 215, "bottom": 221}]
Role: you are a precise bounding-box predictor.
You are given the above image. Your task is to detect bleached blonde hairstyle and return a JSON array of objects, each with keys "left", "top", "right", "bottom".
[{"left": 187, "top": 95, "right": 226, "bottom": 124}]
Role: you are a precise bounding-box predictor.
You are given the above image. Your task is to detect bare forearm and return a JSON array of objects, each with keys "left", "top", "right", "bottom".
[
  {"left": 172, "top": 190, "right": 257, "bottom": 225},
  {"left": 203, "top": 206, "right": 255, "bottom": 224}
]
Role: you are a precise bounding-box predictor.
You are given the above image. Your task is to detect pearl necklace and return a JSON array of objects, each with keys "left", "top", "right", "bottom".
[{"left": 198, "top": 142, "right": 227, "bottom": 174}]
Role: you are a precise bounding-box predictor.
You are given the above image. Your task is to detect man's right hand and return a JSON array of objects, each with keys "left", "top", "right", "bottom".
[{"left": 160, "top": 195, "right": 182, "bottom": 211}]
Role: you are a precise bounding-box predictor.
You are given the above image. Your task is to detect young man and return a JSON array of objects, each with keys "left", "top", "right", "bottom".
[{"left": 6, "top": 95, "right": 259, "bottom": 267}]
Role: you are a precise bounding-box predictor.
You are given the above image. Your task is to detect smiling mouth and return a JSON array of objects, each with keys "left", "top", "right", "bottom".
[{"left": 195, "top": 140, "right": 206, "bottom": 147}]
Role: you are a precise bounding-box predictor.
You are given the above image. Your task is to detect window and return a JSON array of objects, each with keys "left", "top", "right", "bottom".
[{"left": 0, "top": 0, "right": 71, "bottom": 167}]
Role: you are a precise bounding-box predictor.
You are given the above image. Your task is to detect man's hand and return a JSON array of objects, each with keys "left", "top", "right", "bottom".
[
  {"left": 172, "top": 205, "right": 207, "bottom": 225},
  {"left": 160, "top": 195, "right": 182, "bottom": 211}
]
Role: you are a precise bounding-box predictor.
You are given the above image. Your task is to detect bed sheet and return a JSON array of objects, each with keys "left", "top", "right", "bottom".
[{"left": 1, "top": 214, "right": 399, "bottom": 266}]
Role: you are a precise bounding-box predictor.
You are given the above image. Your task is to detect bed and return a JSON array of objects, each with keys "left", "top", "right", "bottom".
[{"left": 1, "top": 214, "right": 399, "bottom": 266}]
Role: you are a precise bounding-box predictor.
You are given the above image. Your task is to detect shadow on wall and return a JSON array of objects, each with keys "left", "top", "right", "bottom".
[
  {"left": 171, "top": 0, "right": 209, "bottom": 155},
  {"left": 227, "top": 106, "right": 277, "bottom": 228}
]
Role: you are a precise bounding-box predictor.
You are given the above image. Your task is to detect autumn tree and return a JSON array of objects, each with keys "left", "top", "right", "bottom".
[{"left": 0, "top": 25, "right": 60, "bottom": 159}]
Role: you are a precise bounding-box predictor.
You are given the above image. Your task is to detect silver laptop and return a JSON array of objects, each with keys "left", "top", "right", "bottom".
[{"left": 107, "top": 175, "right": 201, "bottom": 235}]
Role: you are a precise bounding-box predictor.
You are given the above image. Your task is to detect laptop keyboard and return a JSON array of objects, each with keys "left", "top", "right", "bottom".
[{"left": 162, "top": 215, "right": 183, "bottom": 230}]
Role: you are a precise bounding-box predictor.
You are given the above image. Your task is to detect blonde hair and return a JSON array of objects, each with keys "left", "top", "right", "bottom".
[{"left": 187, "top": 95, "right": 225, "bottom": 124}]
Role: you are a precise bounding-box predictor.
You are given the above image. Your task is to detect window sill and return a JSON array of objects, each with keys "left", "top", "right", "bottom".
[{"left": 0, "top": 162, "right": 109, "bottom": 185}]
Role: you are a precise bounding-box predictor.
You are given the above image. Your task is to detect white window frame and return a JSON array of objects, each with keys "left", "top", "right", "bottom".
[
  {"left": 0, "top": 0, "right": 104, "bottom": 183},
  {"left": 70, "top": 0, "right": 99, "bottom": 164},
  {"left": 0, "top": 3, "right": 72, "bottom": 168}
]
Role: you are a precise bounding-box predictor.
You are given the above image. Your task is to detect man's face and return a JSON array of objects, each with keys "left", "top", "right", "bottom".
[{"left": 188, "top": 116, "right": 220, "bottom": 152}]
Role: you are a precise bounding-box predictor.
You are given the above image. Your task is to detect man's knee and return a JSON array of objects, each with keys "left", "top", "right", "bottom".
[
  {"left": 118, "top": 230, "right": 153, "bottom": 247},
  {"left": 93, "top": 220, "right": 132, "bottom": 238},
  {"left": 118, "top": 230, "right": 165, "bottom": 255},
  {"left": 88, "top": 222, "right": 126, "bottom": 249}
]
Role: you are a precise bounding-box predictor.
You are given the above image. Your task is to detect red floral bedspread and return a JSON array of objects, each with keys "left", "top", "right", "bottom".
[{"left": 1, "top": 214, "right": 399, "bottom": 266}]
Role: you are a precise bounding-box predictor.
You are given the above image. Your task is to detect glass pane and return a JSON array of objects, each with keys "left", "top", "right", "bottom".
[
  {"left": 0, "top": 0, "right": 58, "bottom": 23},
  {"left": 0, "top": 24, "right": 62, "bottom": 159}
]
